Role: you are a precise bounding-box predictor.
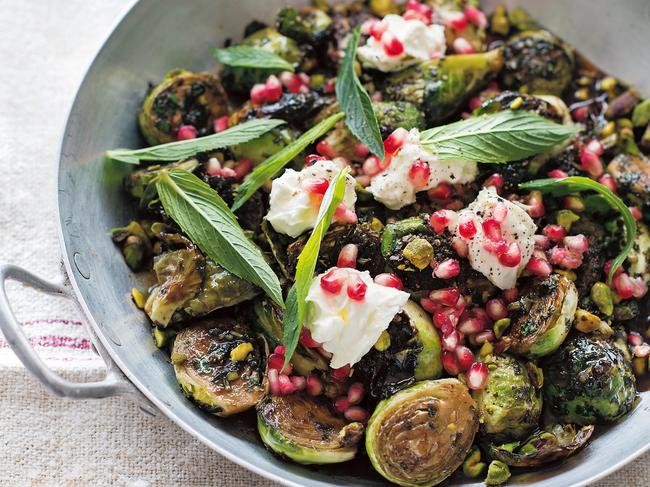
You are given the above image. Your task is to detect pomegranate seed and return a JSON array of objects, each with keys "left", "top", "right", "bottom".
[
  {"left": 455, "top": 345, "right": 475, "bottom": 371},
  {"left": 334, "top": 396, "right": 350, "bottom": 413},
  {"left": 290, "top": 375, "right": 306, "bottom": 391},
  {"left": 206, "top": 158, "right": 222, "bottom": 177},
  {"left": 526, "top": 257, "right": 553, "bottom": 277},
  {"left": 491, "top": 202, "right": 509, "bottom": 223},
  {"left": 572, "top": 106, "right": 589, "bottom": 122},
  {"left": 502, "top": 288, "right": 519, "bottom": 303},
  {"left": 434, "top": 259, "right": 461, "bottom": 279},
  {"left": 452, "top": 237, "right": 469, "bottom": 257},
  {"left": 265, "top": 75, "right": 283, "bottom": 102},
  {"left": 453, "top": 37, "right": 475, "bottom": 54},
  {"left": 458, "top": 216, "right": 477, "bottom": 239},
  {"left": 299, "top": 328, "right": 320, "bottom": 349},
  {"left": 429, "top": 287, "right": 460, "bottom": 307},
  {"left": 374, "top": 273, "right": 403, "bottom": 290},
  {"left": 543, "top": 224, "right": 567, "bottom": 242},
  {"left": 468, "top": 96, "right": 483, "bottom": 111},
  {"left": 305, "top": 154, "right": 326, "bottom": 166},
  {"left": 220, "top": 167, "right": 238, "bottom": 179},
  {"left": 455, "top": 294, "right": 468, "bottom": 312},
  {"left": 306, "top": 374, "right": 323, "bottom": 396},
  {"left": 347, "top": 274, "right": 368, "bottom": 301},
  {"left": 486, "top": 299, "right": 508, "bottom": 321},
  {"left": 564, "top": 234, "right": 590, "bottom": 254},
  {"left": 433, "top": 310, "right": 453, "bottom": 330},
  {"left": 331, "top": 365, "right": 351, "bottom": 381},
  {"left": 586, "top": 138, "right": 605, "bottom": 156},
  {"left": 481, "top": 238, "right": 508, "bottom": 256},
  {"left": 549, "top": 246, "right": 583, "bottom": 269},
  {"left": 362, "top": 155, "right": 383, "bottom": 176},
  {"left": 278, "top": 373, "right": 298, "bottom": 395},
  {"left": 344, "top": 406, "right": 369, "bottom": 423},
  {"left": 274, "top": 345, "right": 286, "bottom": 355},
  {"left": 381, "top": 31, "right": 404, "bottom": 56},
  {"left": 634, "top": 343, "right": 650, "bottom": 358},
  {"left": 347, "top": 382, "right": 365, "bottom": 405},
  {"left": 614, "top": 273, "right": 635, "bottom": 299},
  {"left": 483, "top": 173, "right": 504, "bottom": 192},
  {"left": 428, "top": 182, "right": 453, "bottom": 200},
  {"left": 268, "top": 369, "right": 280, "bottom": 395},
  {"left": 446, "top": 11, "right": 468, "bottom": 31},
  {"left": 580, "top": 149, "right": 604, "bottom": 177},
  {"left": 498, "top": 242, "right": 522, "bottom": 267},
  {"left": 233, "top": 159, "right": 253, "bottom": 180},
  {"left": 298, "top": 72, "right": 310, "bottom": 85},
  {"left": 177, "top": 125, "right": 197, "bottom": 141},
  {"left": 370, "top": 19, "right": 388, "bottom": 40},
  {"left": 629, "top": 332, "right": 644, "bottom": 346},
  {"left": 474, "top": 330, "right": 495, "bottom": 344},
  {"left": 466, "top": 362, "right": 489, "bottom": 390},
  {"left": 442, "top": 350, "right": 461, "bottom": 375},
  {"left": 457, "top": 316, "right": 486, "bottom": 335},
  {"left": 406, "top": 0, "right": 433, "bottom": 18},
  {"left": 482, "top": 219, "right": 503, "bottom": 242},
  {"left": 632, "top": 277, "right": 649, "bottom": 298},
  {"left": 408, "top": 160, "right": 431, "bottom": 188},
  {"left": 598, "top": 174, "right": 617, "bottom": 193},
  {"left": 630, "top": 206, "right": 643, "bottom": 220},
  {"left": 442, "top": 329, "right": 462, "bottom": 351},
  {"left": 304, "top": 177, "right": 330, "bottom": 195},
  {"left": 268, "top": 353, "right": 285, "bottom": 371},
  {"left": 384, "top": 127, "right": 409, "bottom": 155},
  {"left": 604, "top": 260, "right": 624, "bottom": 278},
  {"left": 464, "top": 6, "right": 488, "bottom": 28},
  {"left": 333, "top": 205, "right": 358, "bottom": 224},
  {"left": 337, "top": 244, "right": 358, "bottom": 269},
  {"left": 279, "top": 71, "right": 301, "bottom": 93},
  {"left": 354, "top": 143, "right": 370, "bottom": 159},
  {"left": 214, "top": 115, "right": 229, "bottom": 132},
  {"left": 361, "top": 18, "right": 378, "bottom": 36},
  {"left": 522, "top": 191, "right": 545, "bottom": 218},
  {"left": 403, "top": 9, "right": 430, "bottom": 24},
  {"left": 320, "top": 268, "right": 346, "bottom": 294},
  {"left": 316, "top": 140, "right": 336, "bottom": 159},
  {"left": 419, "top": 297, "right": 440, "bottom": 315},
  {"left": 250, "top": 83, "right": 267, "bottom": 104},
  {"left": 548, "top": 168, "right": 569, "bottom": 178},
  {"left": 534, "top": 234, "right": 551, "bottom": 249},
  {"left": 430, "top": 209, "right": 457, "bottom": 234}
]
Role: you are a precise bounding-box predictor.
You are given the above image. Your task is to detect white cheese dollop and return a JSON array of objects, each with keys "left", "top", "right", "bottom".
[
  {"left": 305, "top": 268, "right": 410, "bottom": 369},
  {"left": 357, "top": 14, "right": 446, "bottom": 72},
  {"left": 368, "top": 129, "right": 478, "bottom": 210},
  {"left": 265, "top": 159, "right": 357, "bottom": 238},
  {"left": 453, "top": 188, "right": 536, "bottom": 290}
]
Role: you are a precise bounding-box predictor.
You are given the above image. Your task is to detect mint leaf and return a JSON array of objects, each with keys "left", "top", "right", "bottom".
[
  {"left": 211, "top": 46, "right": 294, "bottom": 72},
  {"left": 156, "top": 169, "right": 284, "bottom": 306},
  {"left": 336, "top": 26, "right": 384, "bottom": 159},
  {"left": 420, "top": 111, "right": 578, "bottom": 163}
]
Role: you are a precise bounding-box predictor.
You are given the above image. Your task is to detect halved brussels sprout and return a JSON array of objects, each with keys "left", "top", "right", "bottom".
[
  {"left": 276, "top": 6, "right": 332, "bottom": 44},
  {"left": 487, "top": 423, "right": 594, "bottom": 468},
  {"left": 472, "top": 354, "right": 542, "bottom": 442},
  {"left": 171, "top": 319, "right": 267, "bottom": 416},
  {"left": 607, "top": 153, "right": 650, "bottom": 208},
  {"left": 138, "top": 70, "right": 229, "bottom": 145},
  {"left": 366, "top": 379, "right": 479, "bottom": 487},
  {"left": 543, "top": 335, "right": 636, "bottom": 424},
  {"left": 355, "top": 300, "right": 442, "bottom": 400},
  {"left": 257, "top": 394, "right": 364, "bottom": 464},
  {"left": 501, "top": 31, "right": 575, "bottom": 96},
  {"left": 111, "top": 220, "right": 152, "bottom": 271},
  {"left": 502, "top": 274, "right": 578, "bottom": 358},
  {"left": 383, "top": 49, "right": 504, "bottom": 125}
]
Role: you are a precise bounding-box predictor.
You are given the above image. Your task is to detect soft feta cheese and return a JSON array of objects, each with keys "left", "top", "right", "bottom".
[
  {"left": 305, "top": 268, "right": 410, "bottom": 368},
  {"left": 357, "top": 14, "right": 446, "bottom": 72},
  {"left": 453, "top": 188, "right": 536, "bottom": 290},
  {"left": 368, "top": 129, "right": 478, "bottom": 210},
  {"left": 265, "top": 160, "right": 357, "bottom": 238}
]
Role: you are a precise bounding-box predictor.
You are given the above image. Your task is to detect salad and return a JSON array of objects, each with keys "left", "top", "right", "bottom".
[{"left": 107, "top": 1, "right": 650, "bottom": 485}]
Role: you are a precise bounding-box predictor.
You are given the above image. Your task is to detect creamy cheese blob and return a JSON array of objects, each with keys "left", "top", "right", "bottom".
[
  {"left": 368, "top": 129, "right": 478, "bottom": 210},
  {"left": 453, "top": 188, "right": 536, "bottom": 290},
  {"left": 357, "top": 14, "right": 446, "bottom": 72},
  {"left": 265, "top": 159, "right": 357, "bottom": 238},
  {"left": 305, "top": 268, "right": 410, "bottom": 368}
]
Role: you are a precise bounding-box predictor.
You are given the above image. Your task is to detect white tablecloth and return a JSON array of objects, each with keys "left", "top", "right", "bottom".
[{"left": 0, "top": 0, "right": 647, "bottom": 485}]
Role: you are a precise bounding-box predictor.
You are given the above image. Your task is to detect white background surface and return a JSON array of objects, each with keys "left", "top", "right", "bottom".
[{"left": 0, "top": 0, "right": 647, "bottom": 485}]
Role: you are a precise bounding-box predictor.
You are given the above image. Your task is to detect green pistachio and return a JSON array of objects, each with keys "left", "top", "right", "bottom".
[
  {"left": 485, "top": 460, "right": 511, "bottom": 485},
  {"left": 402, "top": 237, "right": 434, "bottom": 270},
  {"left": 556, "top": 210, "right": 580, "bottom": 231},
  {"left": 591, "top": 282, "right": 614, "bottom": 316},
  {"left": 463, "top": 446, "right": 487, "bottom": 478}
]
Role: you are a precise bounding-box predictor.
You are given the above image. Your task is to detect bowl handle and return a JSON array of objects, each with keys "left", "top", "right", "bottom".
[{"left": 0, "top": 263, "right": 156, "bottom": 414}]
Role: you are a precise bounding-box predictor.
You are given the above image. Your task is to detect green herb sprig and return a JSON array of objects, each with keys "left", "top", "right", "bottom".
[
  {"left": 519, "top": 176, "right": 637, "bottom": 283},
  {"left": 211, "top": 46, "right": 294, "bottom": 72},
  {"left": 282, "top": 168, "right": 351, "bottom": 366},
  {"left": 420, "top": 111, "right": 578, "bottom": 163},
  {"left": 156, "top": 169, "right": 284, "bottom": 306},
  {"left": 336, "top": 26, "right": 384, "bottom": 159},
  {"left": 231, "top": 112, "right": 345, "bottom": 212},
  {"left": 106, "top": 119, "right": 285, "bottom": 164}
]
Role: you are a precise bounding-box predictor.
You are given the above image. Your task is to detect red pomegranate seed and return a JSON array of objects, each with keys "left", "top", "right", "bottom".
[
  {"left": 543, "top": 224, "right": 567, "bottom": 242},
  {"left": 580, "top": 149, "right": 604, "bottom": 177},
  {"left": 299, "top": 328, "right": 320, "bottom": 349},
  {"left": 452, "top": 237, "right": 469, "bottom": 257},
  {"left": 434, "top": 259, "right": 461, "bottom": 279},
  {"left": 502, "top": 288, "right": 519, "bottom": 303},
  {"left": 361, "top": 18, "right": 378, "bottom": 36},
  {"left": 629, "top": 332, "right": 644, "bottom": 346},
  {"left": 290, "top": 375, "right": 306, "bottom": 391},
  {"left": 408, "top": 160, "right": 431, "bottom": 188},
  {"left": 534, "top": 234, "right": 551, "bottom": 250},
  {"left": 384, "top": 127, "right": 409, "bottom": 155},
  {"left": 447, "top": 11, "right": 468, "bottom": 31},
  {"left": 206, "top": 158, "right": 222, "bottom": 177},
  {"left": 548, "top": 169, "right": 569, "bottom": 178},
  {"left": 464, "top": 5, "right": 487, "bottom": 28},
  {"left": 347, "top": 382, "right": 365, "bottom": 405},
  {"left": 632, "top": 277, "right": 648, "bottom": 298},
  {"left": 374, "top": 273, "right": 403, "bottom": 290},
  {"left": 305, "top": 154, "right": 326, "bottom": 166},
  {"left": 220, "top": 167, "right": 238, "bottom": 179},
  {"left": 598, "top": 174, "right": 617, "bottom": 193},
  {"left": 320, "top": 268, "right": 346, "bottom": 294},
  {"left": 442, "top": 329, "right": 462, "bottom": 351},
  {"left": 474, "top": 330, "right": 495, "bottom": 344},
  {"left": 370, "top": 19, "right": 388, "bottom": 40},
  {"left": 334, "top": 395, "right": 350, "bottom": 413},
  {"left": 304, "top": 177, "right": 330, "bottom": 195},
  {"left": 630, "top": 206, "right": 642, "bottom": 220},
  {"left": 466, "top": 362, "right": 489, "bottom": 390},
  {"left": 604, "top": 260, "right": 624, "bottom": 278},
  {"left": 337, "top": 244, "right": 358, "bottom": 269},
  {"left": 550, "top": 246, "right": 583, "bottom": 269},
  {"left": 428, "top": 182, "right": 453, "bottom": 200},
  {"left": 354, "top": 143, "right": 370, "bottom": 159},
  {"left": 403, "top": 9, "right": 430, "bottom": 24},
  {"left": 522, "top": 191, "right": 545, "bottom": 218},
  {"left": 333, "top": 205, "right": 358, "bottom": 224},
  {"left": 381, "top": 31, "right": 404, "bottom": 56},
  {"left": 250, "top": 83, "right": 267, "bottom": 104},
  {"left": 458, "top": 216, "right": 477, "bottom": 239},
  {"left": 457, "top": 316, "right": 486, "bottom": 335},
  {"left": 347, "top": 274, "right": 368, "bottom": 301},
  {"left": 344, "top": 406, "right": 369, "bottom": 423},
  {"left": 483, "top": 173, "right": 504, "bottom": 192},
  {"left": 265, "top": 75, "right": 283, "bottom": 102},
  {"left": 453, "top": 37, "right": 475, "bottom": 54},
  {"left": 455, "top": 294, "right": 468, "bottom": 312},
  {"left": 331, "top": 365, "right": 351, "bottom": 381},
  {"left": 406, "top": 0, "right": 432, "bottom": 17},
  {"left": 572, "top": 106, "right": 589, "bottom": 122},
  {"left": 177, "top": 125, "right": 197, "bottom": 141},
  {"left": 614, "top": 273, "right": 635, "bottom": 299},
  {"left": 634, "top": 343, "right": 650, "bottom": 358},
  {"left": 526, "top": 257, "right": 553, "bottom": 277},
  {"left": 433, "top": 310, "right": 453, "bottom": 330},
  {"left": 429, "top": 287, "right": 460, "bottom": 307},
  {"left": 486, "top": 299, "right": 508, "bottom": 321},
  {"left": 306, "top": 374, "right": 323, "bottom": 396},
  {"left": 430, "top": 209, "right": 457, "bottom": 234},
  {"left": 233, "top": 159, "right": 253, "bottom": 180},
  {"left": 481, "top": 238, "right": 508, "bottom": 256},
  {"left": 455, "top": 345, "right": 475, "bottom": 371},
  {"left": 298, "top": 72, "right": 310, "bottom": 85},
  {"left": 442, "top": 350, "right": 461, "bottom": 375},
  {"left": 268, "top": 369, "right": 280, "bottom": 395},
  {"left": 482, "top": 219, "right": 503, "bottom": 242},
  {"left": 214, "top": 115, "right": 229, "bottom": 133},
  {"left": 278, "top": 373, "right": 298, "bottom": 395},
  {"left": 274, "top": 345, "right": 286, "bottom": 355},
  {"left": 362, "top": 155, "right": 383, "bottom": 176},
  {"left": 468, "top": 96, "right": 483, "bottom": 111},
  {"left": 279, "top": 71, "right": 301, "bottom": 93},
  {"left": 419, "top": 297, "right": 440, "bottom": 315},
  {"left": 498, "top": 242, "right": 522, "bottom": 267},
  {"left": 316, "top": 140, "right": 337, "bottom": 159},
  {"left": 268, "top": 353, "right": 285, "bottom": 371},
  {"left": 586, "top": 138, "right": 605, "bottom": 156},
  {"left": 564, "top": 234, "right": 589, "bottom": 254},
  {"left": 491, "top": 202, "right": 509, "bottom": 223}
]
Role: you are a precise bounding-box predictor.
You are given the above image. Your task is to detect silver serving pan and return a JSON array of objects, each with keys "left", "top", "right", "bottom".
[{"left": 2, "top": 1, "right": 650, "bottom": 485}]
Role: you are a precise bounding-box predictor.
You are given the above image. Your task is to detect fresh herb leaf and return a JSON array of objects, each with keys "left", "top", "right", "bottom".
[
  {"left": 336, "top": 26, "right": 384, "bottom": 159},
  {"left": 231, "top": 112, "right": 345, "bottom": 212},
  {"left": 282, "top": 168, "right": 351, "bottom": 366},
  {"left": 519, "top": 176, "right": 637, "bottom": 283},
  {"left": 156, "top": 169, "right": 284, "bottom": 306},
  {"left": 106, "top": 118, "right": 285, "bottom": 164},
  {"left": 420, "top": 111, "right": 578, "bottom": 163},
  {"left": 211, "top": 45, "right": 295, "bottom": 72}
]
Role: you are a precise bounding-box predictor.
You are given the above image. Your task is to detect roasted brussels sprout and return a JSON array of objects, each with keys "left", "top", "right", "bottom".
[
  {"left": 171, "top": 319, "right": 267, "bottom": 416},
  {"left": 138, "top": 70, "right": 229, "bottom": 145},
  {"left": 501, "top": 31, "right": 575, "bottom": 96},
  {"left": 257, "top": 394, "right": 364, "bottom": 464},
  {"left": 487, "top": 423, "right": 594, "bottom": 467},
  {"left": 230, "top": 92, "right": 330, "bottom": 128},
  {"left": 126, "top": 159, "right": 199, "bottom": 212},
  {"left": 383, "top": 49, "right": 504, "bottom": 125},
  {"left": 355, "top": 300, "right": 442, "bottom": 400},
  {"left": 366, "top": 379, "right": 479, "bottom": 487},
  {"left": 543, "top": 335, "right": 636, "bottom": 424},
  {"left": 374, "top": 101, "right": 425, "bottom": 137},
  {"left": 276, "top": 6, "right": 332, "bottom": 44},
  {"left": 472, "top": 354, "right": 542, "bottom": 442},
  {"left": 474, "top": 91, "right": 569, "bottom": 125},
  {"left": 502, "top": 275, "right": 578, "bottom": 358},
  {"left": 607, "top": 153, "right": 650, "bottom": 208},
  {"left": 111, "top": 220, "right": 152, "bottom": 271}
]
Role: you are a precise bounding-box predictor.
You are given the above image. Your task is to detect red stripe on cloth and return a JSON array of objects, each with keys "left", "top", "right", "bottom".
[
  {"left": 0, "top": 335, "right": 91, "bottom": 350},
  {"left": 20, "top": 318, "right": 84, "bottom": 327}
]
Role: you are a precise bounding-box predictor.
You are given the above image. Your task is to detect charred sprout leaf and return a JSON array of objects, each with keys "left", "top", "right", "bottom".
[
  {"left": 110, "top": 221, "right": 151, "bottom": 271},
  {"left": 106, "top": 118, "right": 285, "bottom": 165},
  {"left": 231, "top": 112, "right": 344, "bottom": 212},
  {"left": 211, "top": 45, "right": 294, "bottom": 71},
  {"left": 419, "top": 110, "right": 577, "bottom": 163},
  {"left": 520, "top": 177, "right": 637, "bottom": 283},
  {"left": 276, "top": 6, "right": 332, "bottom": 44},
  {"left": 366, "top": 379, "right": 479, "bottom": 487},
  {"left": 282, "top": 168, "right": 351, "bottom": 367},
  {"left": 172, "top": 319, "right": 267, "bottom": 416},
  {"left": 336, "top": 26, "right": 384, "bottom": 159},
  {"left": 156, "top": 169, "right": 283, "bottom": 307}
]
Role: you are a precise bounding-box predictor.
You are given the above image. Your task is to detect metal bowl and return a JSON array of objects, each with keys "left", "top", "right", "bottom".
[{"left": 2, "top": 1, "right": 650, "bottom": 486}]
